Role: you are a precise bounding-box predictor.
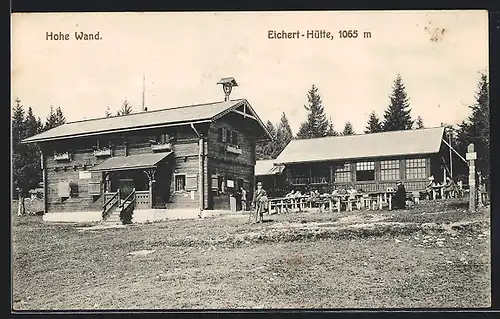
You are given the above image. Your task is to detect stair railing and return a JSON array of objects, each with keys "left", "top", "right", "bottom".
[{"left": 102, "top": 190, "right": 120, "bottom": 220}]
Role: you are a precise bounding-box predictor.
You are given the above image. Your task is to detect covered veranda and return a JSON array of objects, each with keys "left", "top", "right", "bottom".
[{"left": 89, "top": 152, "right": 173, "bottom": 209}]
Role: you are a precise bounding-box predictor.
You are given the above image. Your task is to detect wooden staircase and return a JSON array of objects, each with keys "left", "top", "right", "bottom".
[{"left": 101, "top": 189, "right": 136, "bottom": 225}]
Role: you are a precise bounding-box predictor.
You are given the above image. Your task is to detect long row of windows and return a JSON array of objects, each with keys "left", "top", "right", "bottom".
[{"left": 291, "top": 158, "right": 428, "bottom": 183}]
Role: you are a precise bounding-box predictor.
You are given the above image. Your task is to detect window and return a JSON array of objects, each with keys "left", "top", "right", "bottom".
[
  {"left": 334, "top": 163, "right": 351, "bottom": 183},
  {"left": 405, "top": 158, "right": 427, "bottom": 180},
  {"left": 211, "top": 175, "right": 219, "bottom": 191},
  {"left": 175, "top": 175, "right": 186, "bottom": 191},
  {"left": 356, "top": 161, "right": 375, "bottom": 181},
  {"left": 231, "top": 131, "right": 238, "bottom": 145},
  {"left": 380, "top": 160, "right": 400, "bottom": 181},
  {"left": 311, "top": 163, "right": 329, "bottom": 184},
  {"left": 219, "top": 127, "right": 239, "bottom": 146}
]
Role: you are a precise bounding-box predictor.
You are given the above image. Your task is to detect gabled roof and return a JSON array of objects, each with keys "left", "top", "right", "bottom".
[
  {"left": 22, "top": 99, "right": 271, "bottom": 143},
  {"left": 275, "top": 127, "right": 445, "bottom": 164},
  {"left": 255, "top": 160, "right": 284, "bottom": 176}
]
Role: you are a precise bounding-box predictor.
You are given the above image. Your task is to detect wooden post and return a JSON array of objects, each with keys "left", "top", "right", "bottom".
[
  {"left": 466, "top": 143, "right": 477, "bottom": 212},
  {"left": 198, "top": 136, "right": 204, "bottom": 214},
  {"left": 41, "top": 149, "right": 47, "bottom": 215}
]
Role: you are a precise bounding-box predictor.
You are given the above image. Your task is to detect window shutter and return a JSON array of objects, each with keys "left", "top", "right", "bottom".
[
  {"left": 226, "top": 129, "right": 231, "bottom": 143},
  {"left": 221, "top": 128, "right": 226, "bottom": 142},
  {"left": 58, "top": 181, "right": 71, "bottom": 198},
  {"left": 232, "top": 131, "right": 238, "bottom": 145},
  {"left": 185, "top": 174, "right": 198, "bottom": 191}
]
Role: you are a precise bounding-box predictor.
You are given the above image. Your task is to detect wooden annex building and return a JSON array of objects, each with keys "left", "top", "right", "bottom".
[
  {"left": 273, "top": 127, "right": 452, "bottom": 194},
  {"left": 22, "top": 78, "right": 271, "bottom": 222}
]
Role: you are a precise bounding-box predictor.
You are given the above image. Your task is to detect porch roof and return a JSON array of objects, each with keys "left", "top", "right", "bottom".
[
  {"left": 89, "top": 152, "right": 172, "bottom": 172},
  {"left": 255, "top": 160, "right": 284, "bottom": 176}
]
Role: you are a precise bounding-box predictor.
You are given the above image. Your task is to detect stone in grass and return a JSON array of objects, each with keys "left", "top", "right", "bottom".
[
  {"left": 127, "top": 250, "right": 155, "bottom": 256},
  {"left": 438, "top": 252, "right": 444, "bottom": 256},
  {"left": 395, "top": 239, "right": 402, "bottom": 243}
]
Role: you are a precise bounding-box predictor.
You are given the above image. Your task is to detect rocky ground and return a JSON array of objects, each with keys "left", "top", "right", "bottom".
[{"left": 11, "top": 198, "right": 490, "bottom": 310}]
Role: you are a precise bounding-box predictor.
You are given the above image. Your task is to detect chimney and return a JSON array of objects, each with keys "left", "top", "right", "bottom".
[{"left": 217, "top": 77, "right": 238, "bottom": 102}]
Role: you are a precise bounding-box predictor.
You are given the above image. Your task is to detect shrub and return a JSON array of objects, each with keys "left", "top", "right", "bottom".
[{"left": 120, "top": 206, "right": 133, "bottom": 224}]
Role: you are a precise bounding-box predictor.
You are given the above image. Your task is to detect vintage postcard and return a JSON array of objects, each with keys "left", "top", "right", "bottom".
[{"left": 11, "top": 10, "right": 490, "bottom": 310}]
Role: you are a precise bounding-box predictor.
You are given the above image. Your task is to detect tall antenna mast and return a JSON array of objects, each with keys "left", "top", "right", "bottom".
[{"left": 142, "top": 72, "right": 146, "bottom": 111}]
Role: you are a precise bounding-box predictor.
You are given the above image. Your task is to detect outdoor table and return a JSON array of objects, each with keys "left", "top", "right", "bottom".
[{"left": 367, "top": 191, "right": 395, "bottom": 210}]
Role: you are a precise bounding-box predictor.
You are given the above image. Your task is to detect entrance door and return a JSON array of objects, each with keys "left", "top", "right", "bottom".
[{"left": 118, "top": 178, "right": 135, "bottom": 200}]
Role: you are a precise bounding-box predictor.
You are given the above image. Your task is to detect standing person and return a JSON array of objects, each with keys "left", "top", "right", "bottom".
[
  {"left": 240, "top": 187, "right": 247, "bottom": 211},
  {"left": 393, "top": 181, "right": 407, "bottom": 209},
  {"left": 251, "top": 181, "right": 267, "bottom": 223}
]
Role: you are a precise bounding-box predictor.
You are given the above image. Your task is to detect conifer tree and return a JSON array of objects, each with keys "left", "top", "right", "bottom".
[
  {"left": 296, "top": 85, "right": 329, "bottom": 139},
  {"left": 117, "top": 100, "right": 133, "bottom": 116},
  {"left": 456, "top": 72, "right": 490, "bottom": 187},
  {"left": 341, "top": 122, "right": 355, "bottom": 135},
  {"left": 382, "top": 74, "right": 414, "bottom": 131},
  {"left": 274, "top": 112, "right": 294, "bottom": 158},
  {"left": 326, "top": 117, "right": 338, "bottom": 136},
  {"left": 364, "top": 111, "right": 383, "bottom": 133},
  {"left": 414, "top": 116, "right": 425, "bottom": 129},
  {"left": 256, "top": 120, "right": 276, "bottom": 160}
]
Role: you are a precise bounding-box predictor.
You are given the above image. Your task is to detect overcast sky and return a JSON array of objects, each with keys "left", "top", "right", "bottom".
[{"left": 12, "top": 10, "right": 488, "bottom": 134}]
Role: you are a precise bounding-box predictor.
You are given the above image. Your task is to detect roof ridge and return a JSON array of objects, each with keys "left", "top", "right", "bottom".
[
  {"left": 65, "top": 99, "right": 244, "bottom": 125},
  {"left": 291, "top": 126, "right": 444, "bottom": 143}
]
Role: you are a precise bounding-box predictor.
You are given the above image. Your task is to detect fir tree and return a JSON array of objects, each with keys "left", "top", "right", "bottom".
[
  {"left": 117, "top": 100, "right": 133, "bottom": 116},
  {"left": 256, "top": 120, "right": 276, "bottom": 160},
  {"left": 364, "top": 111, "right": 383, "bottom": 133},
  {"left": 382, "top": 74, "right": 414, "bottom": 131},
  {"left": 456, "top": 72, "right": 490, "bottom": 187},
  {"left": 326, "top": 117, "right": 338, "bottom": 136},
  {"left": 296, "top": 85, "right": 329, "bottom": 139},
  {"left": 12, "top": 99, "right": 43, "bottom": 215},
  {"left": 414, "top": 116, "right": 425, "bottom": 129},
  {"left": 44, "top": 106, "right": 66, "bottom": 131},
  {"left": 341, "top": 122, "right": 355, "bottom": 135},
  {"left": 274, "top": 112, "right": 294, "bottom": 158}
]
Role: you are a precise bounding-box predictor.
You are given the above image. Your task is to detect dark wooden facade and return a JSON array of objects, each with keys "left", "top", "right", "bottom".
[
  {"left": 283, "top": 151, "right": 449, "bottom": 194},
  {"left": 32, "top": 100, "right": 268, "bottom": 215}
]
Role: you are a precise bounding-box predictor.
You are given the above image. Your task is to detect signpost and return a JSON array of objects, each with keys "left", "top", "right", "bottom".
[{"left": 466, "top": 143, "right": 477, "bottom": 212}]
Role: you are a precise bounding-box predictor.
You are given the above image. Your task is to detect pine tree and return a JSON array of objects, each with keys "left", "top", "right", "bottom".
[
  {"left": 364, "top": 111, "right": 383, "bottom": 134},
  {"left": 326, "top": 117, "right": 338, "bottom": 136},
  {"left": 256, "top": 120, "right": 276, "bottom": 160},
  {"left": 23, "top": 107, "right": 43, "bottom": 201},
  {"left": 342, "top": 122, "right": 355, "bottom": 135},
  {"left": 117, "top": 100, "right": 133, "bottom": 116},
  {"left": 55, "top": 106, "right": 66, "bottom": 124},
  {"left": 414, "top": 116, "right": 425, "bottom": 129},
  {"left": 382, "top": 74, "right": 414, "bottom": 131},
  {"left": 12, "top": 99, "right": 30, "bottom": 215},
  {"left": 456, "top": 72, "right": 490, "bottom": 188},
  {"left": 274, "top": 112, "right": 294, "bottom": 158},
  {"left": 105, "top": 106, "right": 112, "bottom": 117},
  {"left": 296, "top": 85, "right": 329, "bottom": 139},
  {"left": 44, "top": 106, "right": 66, "bottom": 131}
]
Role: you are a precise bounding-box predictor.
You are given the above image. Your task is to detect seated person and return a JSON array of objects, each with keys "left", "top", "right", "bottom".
[{"left": 331, "top": 187, "right": 339, "bottom": 196}]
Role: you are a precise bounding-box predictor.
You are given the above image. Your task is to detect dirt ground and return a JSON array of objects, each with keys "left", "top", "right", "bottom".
[{"left": 11, "top": 198, "right": 491, "bottom": 310}]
